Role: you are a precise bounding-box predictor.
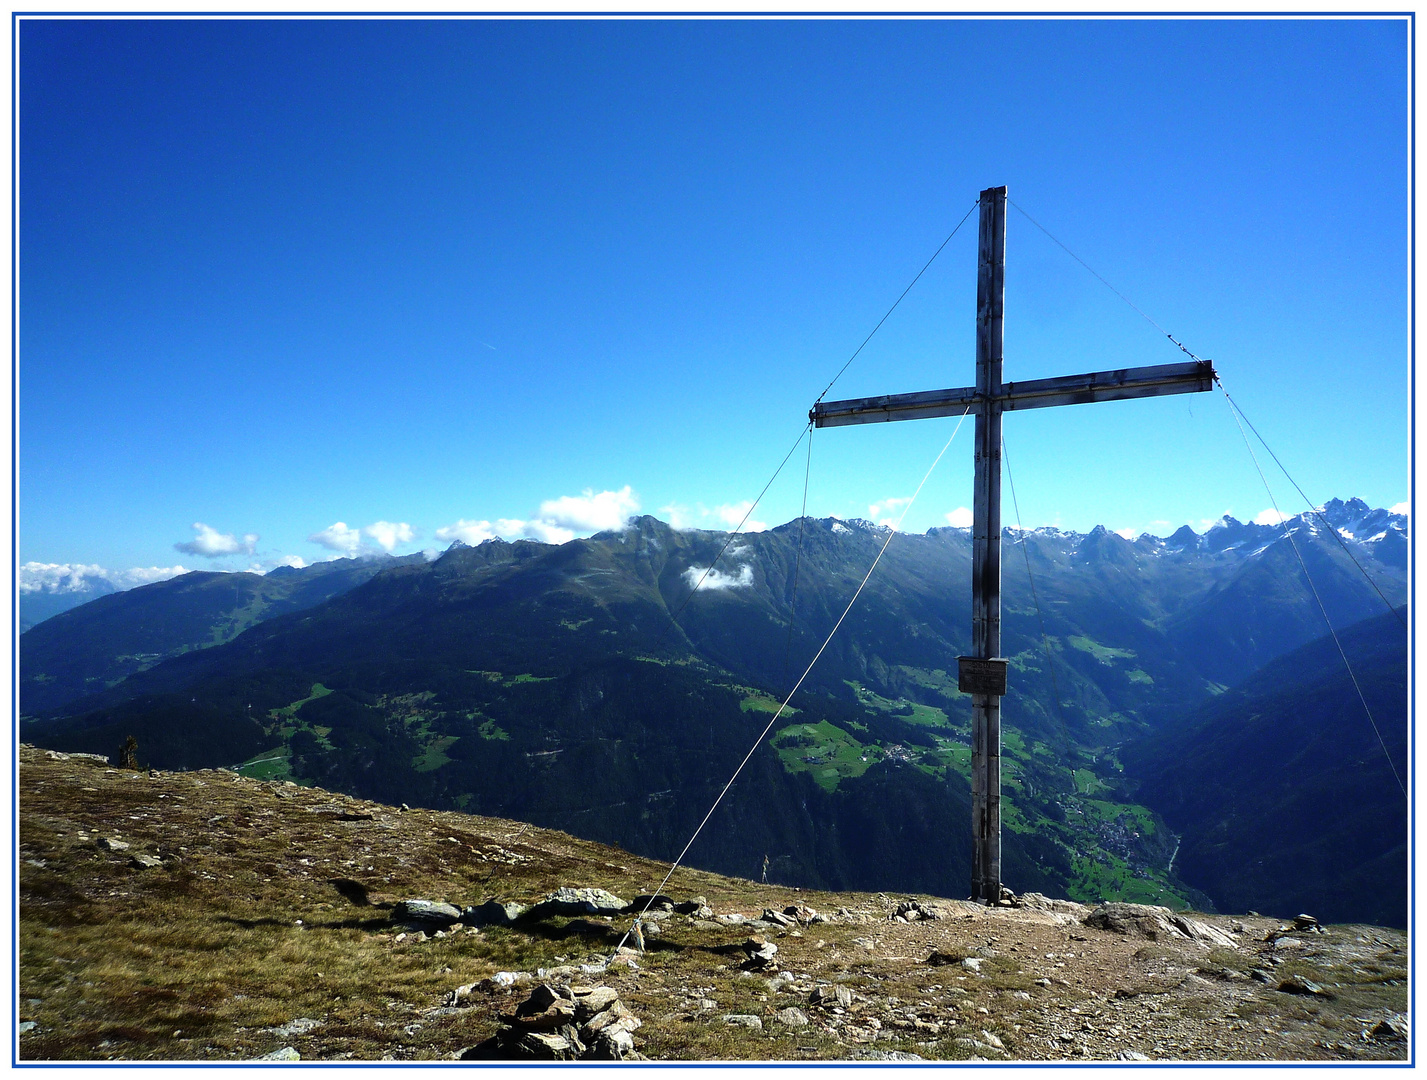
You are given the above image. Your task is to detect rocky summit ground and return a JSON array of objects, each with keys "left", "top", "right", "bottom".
[{"left": 18, "top": 744, "right": 1409, "bottom": 1063}]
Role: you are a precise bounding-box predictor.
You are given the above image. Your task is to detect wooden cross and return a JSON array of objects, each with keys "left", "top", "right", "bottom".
[{"left": 810, "top": 186, "right": 1216, "bottom": 903}]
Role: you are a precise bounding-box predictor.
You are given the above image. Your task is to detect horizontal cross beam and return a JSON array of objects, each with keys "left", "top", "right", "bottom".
[{"left": 810, "top": 359, "right": 1215, "bottom": 428}]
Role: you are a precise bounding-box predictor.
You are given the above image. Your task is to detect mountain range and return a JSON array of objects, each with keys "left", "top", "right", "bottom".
[{"left": 19, "top": 498, "right": 1408, "bottom": 923}]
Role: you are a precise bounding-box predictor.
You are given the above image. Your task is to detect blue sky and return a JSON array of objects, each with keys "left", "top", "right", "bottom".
[{"left": 18, "top": 17, "right": 1411, "bottom": 582}]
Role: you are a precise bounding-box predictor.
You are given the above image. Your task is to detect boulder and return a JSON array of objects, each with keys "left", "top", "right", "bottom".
[
  {"left": 394, "top": 899, "right": 463, "bottom": 927},
  {"left": 774, "top": 1007, "right": 809, "bottom": 1027},
  {"left": 530, "top": 887, "right": 629, "bottom": 918},
  {"left": 129, "top": 853, "right": 163, "bottom": 870},
  {"left": 721, "top": 1014, "right": 763, "bottom": 1030},
  {"left": 466, "top": 900, "right": 527, "bottom": 927},
  {"left": 1019, "top": 893, "right": 1088, "bottom": 916},
  {"left": 96, "top": 837, "right": 129, "bottom": 852},
  {"left": 1085, "top": 903, "right": 1236, "bottom": 948}
]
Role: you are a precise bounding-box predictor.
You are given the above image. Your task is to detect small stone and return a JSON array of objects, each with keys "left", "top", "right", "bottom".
[
  {"left": 1278, "top": 976, "right": 1331, "bottom": 998},
  {"left": 268, "top": 1018, "right": 321, "bottom": 1038},
  {"left": 1371, "top": 1015, "right": 1408, "bottom": 1040},
  {"left": 129, "top": 853, "right": 163, "bottom": 869},
  {"left": 722, "top": 1014, "right": 763, "bottom": 1030},
  {"left": 96, "top": 837, "right": 129, "bottom": 851},
  {"left": 572, "top": 986, "right": 619, "bottom": 1021},
  {"left": 961, "top": 957, "right": 983, "bottom": 973},
  {"left": 512, "top": 1030, "right": 578, "bottom": 1060},
  {"left": 775, "top": 1008, "right": 809, "bottom": 1028},
  {"left": 18, "top": 1022, "right": 36, "bottom": 1036},
  {"left": 809, "top": 985, "right": 853, "bottom": 1008},
  {"left": 255, "top": 1047, "right": 300, "bottom": 1061}
]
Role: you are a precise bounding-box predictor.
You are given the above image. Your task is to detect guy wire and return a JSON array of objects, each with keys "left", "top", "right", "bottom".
[
  {"left": 1220, "top": 388, "right": 1406, "bottom": 800},
  {"left": 614, "top": 411, "right": 971, "bottom": 955}
]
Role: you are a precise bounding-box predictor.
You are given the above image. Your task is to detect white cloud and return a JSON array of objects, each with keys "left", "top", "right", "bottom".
[
  {"left": 248, "top": 554, "right": 308, "bottom": 573},
  {"left": 945, "top": 507, "right": 974, "bottom": 528},
  {"left": 435, "top": 518, "right": 500, "bottom": 545},
  {"left": 309, "top": 521, "right": 364, "bottom": 555},
  {"left": 715, "top": 500, "right": 767, "bottom": 533},
  {"left": 310, "top": 520, "right": 418, "bottom": 555},
  {"left": 1253, "top": 508, "right": 1290, "bottom": 526},
  {"left": 683, "top": 564, "right": 754, "bottom": 591},
  {"left": 1115, "top": 527, "right": 1138, "bottom": 540},
  {"left": 1389, "top": 501, "right": 1409, "bottom": 516},
  {"left": 659, "top": 503, "right": 696, "bottom": 530},
  {"left": 19, "top": 561, "right": 189, "bottom": 593},
  {"left": 869, "top": 497, "right": 913, "bottom": 528},
  {"left": 363, "top": 520, "right": 416, "bottom": 552},
  {"left": 115, "top": 565, "right": 191, "bottom": 587},
  {"left": 18, "top": 561, "right": 106, "bottom": 593},
  {"left": 438, "top": 488, "right": 642, "bottom": 549},
  {"left": 521, "top": 520, "right": 576, "bottom": 545},
  {"left": 537, "top": 486, "right": 640, "bottom": 535},
  {"left": 175, "top": 522, "right": 258, "bottom": 558}
]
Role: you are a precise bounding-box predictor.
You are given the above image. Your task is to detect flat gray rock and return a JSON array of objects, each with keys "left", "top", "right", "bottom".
[
  {"left": 531, "top": 887, "right": 629, "bottom": 917},
  {"left": 721, "top": 1014, "right": 763, "bottom": 1030},
  {"left": 394, "top": 899, "right": 463, "bottom": 926}
]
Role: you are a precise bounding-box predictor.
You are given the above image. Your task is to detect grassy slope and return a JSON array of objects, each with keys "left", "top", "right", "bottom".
[{"left": 18, "top": 747, "right": 1407, "bottom": 1063}]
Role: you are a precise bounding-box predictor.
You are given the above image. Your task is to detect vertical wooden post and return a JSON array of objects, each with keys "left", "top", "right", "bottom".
[{"left": 970, "top": 186, "right": 1006, "bottom": 903}]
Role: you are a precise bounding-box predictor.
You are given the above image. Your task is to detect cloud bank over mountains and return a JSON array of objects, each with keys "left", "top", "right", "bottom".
[
  {"left": 658, "top": 498, "right": 768, "bottom": 533},
  {"left": 436, "top": 486, "right": 641, "bottom": 547},
  {"left": 309, "top": 520, "right": 417, "bottom": 556},
  {"left": 19, "top": 562, "right": 191, "bottom": 594},
  {"left": 28, "top": 490, "right": 1410, "bottom": 617}
]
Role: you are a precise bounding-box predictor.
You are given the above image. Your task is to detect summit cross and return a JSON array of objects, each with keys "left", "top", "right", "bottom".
[{"left": 810, "top": 186, "right": 1215, "bottom": 903}]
